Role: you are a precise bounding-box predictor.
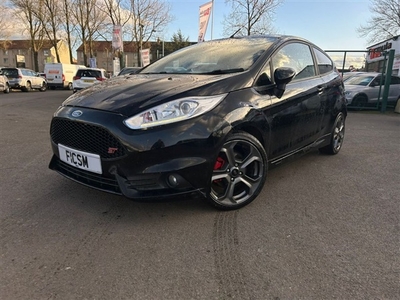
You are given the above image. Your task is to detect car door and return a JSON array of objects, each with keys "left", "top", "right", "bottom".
[
  {"left": 313, "top": 47, "right": 342, "bottom": 137},
  {"left": 0, "top": 74, "right": 4, "bottom": 90},
  {"left": 388, "top": 75, "right": 400, "bottom": 103},
  {"left": 264, "top": 42, "right": 325, "bottom": 158},
  {"left": 366, "top": 75, "right": 383, "bottom": 103},
  {"left": 30, "top": 70, "right": 40, "bottom": 88}
]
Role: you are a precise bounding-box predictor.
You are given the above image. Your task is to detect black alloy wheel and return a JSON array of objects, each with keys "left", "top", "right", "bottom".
[
  {"left": 208, "top": 131, "right": 267, "bottom": 210},
  {"left": 319, "top": 112, "right": 345, "bottom": 155}
]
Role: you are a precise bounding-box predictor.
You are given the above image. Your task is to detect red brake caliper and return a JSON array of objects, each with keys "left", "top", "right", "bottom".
[
  {"left": 214, "top": 157, "right": 225, "bottom": 170},
  {"left": 213, "top": 157, "right": 225, "bottom": 184}
]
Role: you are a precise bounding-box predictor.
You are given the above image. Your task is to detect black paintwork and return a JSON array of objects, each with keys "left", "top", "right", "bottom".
[{"left": 49, "top": 35, "right": 347, "bottom": 200}]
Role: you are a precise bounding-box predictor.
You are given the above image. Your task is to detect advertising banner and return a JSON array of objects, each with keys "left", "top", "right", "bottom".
[
  {"left": 89, "top": 58, "right": 97, "bottom": 68},
  {"left": 198, "top": 1, "right": 213, "bottom": 42},
  {"left": 140, "top": 49, "right": 150, "bottom": 67},
  {"left": 112, "top": 25, "right": 123, "bottom": 51}
]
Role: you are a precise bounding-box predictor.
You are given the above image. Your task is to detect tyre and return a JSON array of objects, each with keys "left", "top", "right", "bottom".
[
  {"left": 207, "top": 131, "right": 268, "bottom": 210},
  {"left": 23, "top": 81, "right": 32, "bottom": 92},
  {"left": 68, "top": 82, "right": 73, "bottom": 90},
  {"left": 319, "top": 112, "right": 345, "bottom": 155},
  {"left": 39, "top": 82, "right": 47, "bottom": 92},
  {"left": 351, "top": 95, "right": 367, "bottom": 110},
  {"left": 3, "top": 84, "right": 10, "bottom": 93}
]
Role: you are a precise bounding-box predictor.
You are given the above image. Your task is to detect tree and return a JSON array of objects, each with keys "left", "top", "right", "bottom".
[
  {"left": 34, "top": 0, "right": 63, "bottom": 63},
  {"left": 130, "top": 0, "right": 173, "bottom": 66},
  {"left": 61, "top": 0, "right": 76, "bottom": 64},
  {"left": 70, "top": 0, "right": 107, "bottom": 66},
  {"left": 358, "top": 0, "right": 400, "bottom": 44},
  {"left": 98, "top": 0, "right": 134, "bottom": 67},
  {"left": 0, "top": 2, "right": 14, "bottom": 43},
  {"left": 163, "top": 29, "right": 191, "bottom": 55},
  {"left": 11, "top": 0, "right": 46, "bottom": 71},
  {"left": 223, "top": 0, "right": 282, "bottom": 37}
]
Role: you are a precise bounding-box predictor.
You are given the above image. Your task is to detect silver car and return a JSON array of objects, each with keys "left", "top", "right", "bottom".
[
  {"left": 1, "top": 67, "right": 47, "bottom": 92},
  {"left": 344, "top": 72, "right": 400, "bottom": 107},
  {"left": 0, "top": 69, "right": 10, "bottom": 93}
]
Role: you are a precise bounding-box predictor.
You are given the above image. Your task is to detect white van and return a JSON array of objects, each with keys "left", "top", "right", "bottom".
[{"left": 44, "top": 63, "right": 86, "bottom": 90}]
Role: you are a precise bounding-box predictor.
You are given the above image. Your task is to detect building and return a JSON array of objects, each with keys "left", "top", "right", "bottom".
[
  {"left": 366, "top": 35, "right": 400, "bottom": 75},
  {"left": 0, "top": 40, "right": 71, "bottom": 72}
]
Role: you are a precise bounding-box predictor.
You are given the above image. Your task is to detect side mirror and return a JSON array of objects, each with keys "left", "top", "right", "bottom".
[{"left": 273, "top": 67, "right": 296, "bottom": 98}]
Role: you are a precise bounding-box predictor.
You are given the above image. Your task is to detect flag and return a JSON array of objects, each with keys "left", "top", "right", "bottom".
[
  {"left": 198, "top": 1, "right": 213, "bottom": 42},
  {"left": 140, "top": 49, "right": 151, "bottom": 67},
  {"left": 112, "top": 25, "right": 123, "bottom": 51}
]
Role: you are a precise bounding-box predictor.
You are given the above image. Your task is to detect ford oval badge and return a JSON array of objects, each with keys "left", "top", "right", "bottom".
[{"left": 71, "top": 110, "right": 83, "bottom": 117}]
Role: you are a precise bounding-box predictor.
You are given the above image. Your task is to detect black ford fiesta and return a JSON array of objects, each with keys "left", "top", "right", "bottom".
[{"left": 49, "top": 35, "right": 346, "bottom": 210}]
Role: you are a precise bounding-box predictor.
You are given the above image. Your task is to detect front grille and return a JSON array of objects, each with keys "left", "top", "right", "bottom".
[
  {"left": 50, "top": 118, "right": 126, "bottom": 159},
  {"left": 55, "top": 159, "right": 121, "bottom": 194}
]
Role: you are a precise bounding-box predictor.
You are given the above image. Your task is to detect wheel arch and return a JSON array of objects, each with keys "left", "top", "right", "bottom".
[
  {"left": 226, "top": 108, "right": 271, "bottom": 155},
  {"left": 352, "top": 92, "right": 368, "bottom": 102}
]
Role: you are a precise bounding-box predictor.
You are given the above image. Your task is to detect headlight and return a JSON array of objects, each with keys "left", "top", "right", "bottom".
[{"left": 124, "top": 94, "right": 227, "bottom": 129}]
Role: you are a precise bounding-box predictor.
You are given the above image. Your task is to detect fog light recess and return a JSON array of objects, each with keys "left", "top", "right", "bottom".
[{"left": 167, "top": 174, "right": 179, "bottom": 187}]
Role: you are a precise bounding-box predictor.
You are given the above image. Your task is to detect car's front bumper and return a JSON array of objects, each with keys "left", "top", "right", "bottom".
[{"left": 49, "top": 106, "right": 227, "bottom": 200}]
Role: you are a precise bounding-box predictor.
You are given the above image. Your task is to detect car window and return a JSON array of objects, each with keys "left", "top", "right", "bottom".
[
  {"left": 345, "top": 75, "right": 375, "bottom": 86},
  {"left": 272, "top": 43, "right": 316, "bottom": 81},
  {"left": 78, "top": 69, "right": 102, "bottom": 78},
  {"left": 2, "top": 68, "right": 18, "bottom": 77},
  {"left": 369, "top": 76, "right": 382, "bottom": 86},
  {"left": 390, "top": 76, "right": 400, "bottom": 84},
  {"left": 313, "top": 48, "right": 333, "bottom": 74}
]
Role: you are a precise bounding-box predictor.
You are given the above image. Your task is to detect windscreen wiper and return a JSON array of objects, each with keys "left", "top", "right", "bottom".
[{"left": 204, "top": 68, "right": 245, "bottom": 74}]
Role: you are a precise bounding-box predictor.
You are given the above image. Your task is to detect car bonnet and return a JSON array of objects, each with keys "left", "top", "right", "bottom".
[{"left": 62, "top": 73, "right": 250, "bottom": 116}]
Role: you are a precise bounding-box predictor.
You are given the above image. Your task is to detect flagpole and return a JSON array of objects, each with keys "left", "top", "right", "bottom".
[{"left": 211, "top": 0, "right": 214, "bottom": 40}]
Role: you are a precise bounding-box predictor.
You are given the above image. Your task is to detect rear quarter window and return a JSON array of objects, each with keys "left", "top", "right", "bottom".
[{"left": 313, "top": 48, "right": 333, "bottom": 75}]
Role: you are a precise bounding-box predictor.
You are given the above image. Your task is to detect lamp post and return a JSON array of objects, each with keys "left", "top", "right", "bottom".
[
  {"left": 153, "top": 30, "right": 164, "bottom": 59},
  {"left": 139, "top": 22, "right": 144, "bottom": 67}
]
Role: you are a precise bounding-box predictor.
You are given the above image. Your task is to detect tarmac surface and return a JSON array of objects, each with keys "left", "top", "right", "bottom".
[{"left": 0, "top": 90, "right": 399, "bottom": 299}]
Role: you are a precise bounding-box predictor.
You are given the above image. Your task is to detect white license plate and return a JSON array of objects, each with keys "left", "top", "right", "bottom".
[{"left": 58, "top": 144, "right": 102, "bottom": 174}]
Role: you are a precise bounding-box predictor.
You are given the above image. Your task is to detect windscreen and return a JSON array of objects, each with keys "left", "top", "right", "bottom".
[
  {"left": 345, "top": 75, "right": 375, "bottom": 86},
  {"left": 142, "top": 37, "right": 277, "bottom": 75},
  {"left": 2, "top": 68, "right": 19, "bottom": 78}
]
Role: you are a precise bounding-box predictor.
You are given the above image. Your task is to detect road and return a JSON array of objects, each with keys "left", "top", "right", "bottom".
[{"left": 0, "top": 90, "right": 399, "bottom": 299}]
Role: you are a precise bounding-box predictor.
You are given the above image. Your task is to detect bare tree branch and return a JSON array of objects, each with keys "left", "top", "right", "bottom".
[
  {"left": 223, "top": 0, "right": 282, "bottom": 37},
  {"left": 358, "top": 0, "right": 400, "bottom": 44}
]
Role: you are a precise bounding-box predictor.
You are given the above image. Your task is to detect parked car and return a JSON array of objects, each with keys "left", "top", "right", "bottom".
[
  {"left": 344, "top": 72, "right": 400, "bottom": 107},
  {"left": 49, "top": 35, "right": 347, "bottom": 210},
  {"left": 1, "top": 67, "right": 47, "bottom": 92},
  {"left": 44, "top": 63, "right": 86, "bottom": 90},
  {"left": 72, "top": 68, "right": 108, "bottom": 93},
  {"left": 0, "top": 68, "right": 10, "bottom": 93},
  {"left": 117, "top": 67, "right": 142, "bottom": 76}
]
